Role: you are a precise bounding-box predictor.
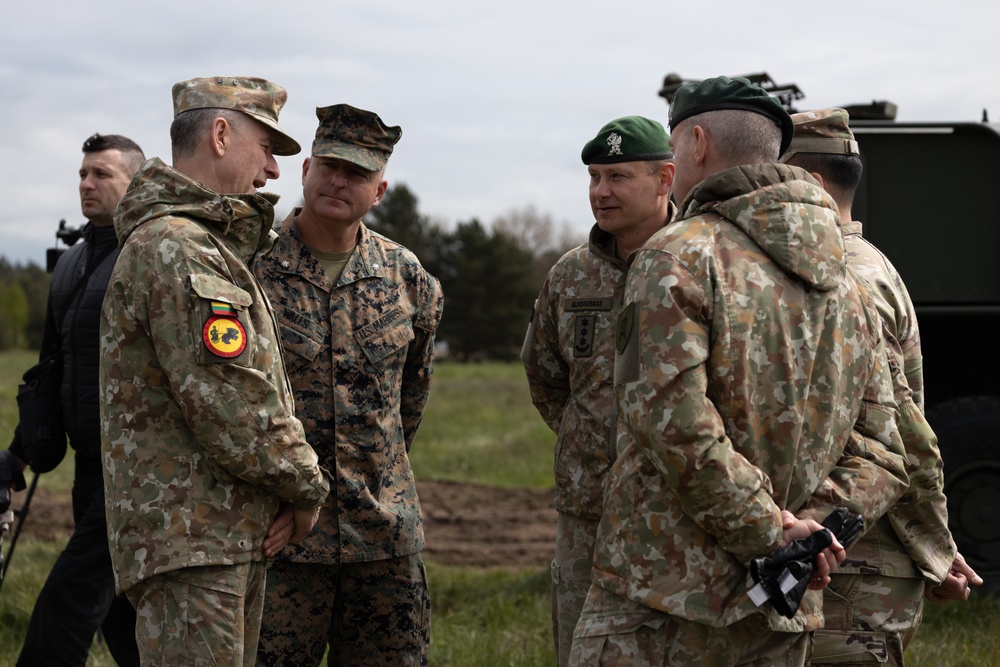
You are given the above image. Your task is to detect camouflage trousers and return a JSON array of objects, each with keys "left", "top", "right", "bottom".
[
  {"left": 552, "top": 512, "right": 600, "bottom": 667},
  {"left": 808, "top": 573, "right": 925, "bottom": 666},
  {"left": 257, "top": 554, "right": 430, "bottom": 667},
  {"left": 569, "top": 584, "right": 809, "bottom": 667},
  {"left": 124, "top": 561, "right": 266, "bottom": 667}
]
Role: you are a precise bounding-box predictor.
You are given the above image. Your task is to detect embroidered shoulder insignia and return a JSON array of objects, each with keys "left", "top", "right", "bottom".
[
  {"left": 203, "top": 316, "right": 247, "bottom": 358},
  {"left": 615, "top": 302, "right": 634, "bottom": 354}
]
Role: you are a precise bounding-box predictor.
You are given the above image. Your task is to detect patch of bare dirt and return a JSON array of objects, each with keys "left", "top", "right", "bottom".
[{"left": 5, "top": 480, "right": 557, "bottom": 570}]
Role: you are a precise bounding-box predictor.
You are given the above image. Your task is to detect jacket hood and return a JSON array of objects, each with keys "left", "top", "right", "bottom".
[
  {"left": 680, "top": 163, "right": 845, "bottom": 290},
  {"left": 114, "top": 157, "right": 280, "bottom": 261}
]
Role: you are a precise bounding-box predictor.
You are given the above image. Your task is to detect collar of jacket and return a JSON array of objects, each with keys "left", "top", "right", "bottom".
[
  {"left": 272, "top": 208, "right": 387, "bottom": 291},
  {"left": 677, "top": 162, "right": 846, "bottom": 291},
  {"left": 113, "top": 157, "right": 278, "bottom": 263}
]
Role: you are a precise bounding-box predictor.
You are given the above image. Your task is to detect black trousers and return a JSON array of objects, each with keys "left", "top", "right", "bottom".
[{"left": 16, "top": 453, "right": 139, "bottom": 667}]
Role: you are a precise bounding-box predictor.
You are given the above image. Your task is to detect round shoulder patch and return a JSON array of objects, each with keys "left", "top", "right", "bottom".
[{"left": 203, "top": 316, "right": 247, "bottom": 358}]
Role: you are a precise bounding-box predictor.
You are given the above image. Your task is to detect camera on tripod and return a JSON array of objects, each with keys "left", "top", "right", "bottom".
[{"left": 45, "top": 219, "right": 83, "bottom": 273}]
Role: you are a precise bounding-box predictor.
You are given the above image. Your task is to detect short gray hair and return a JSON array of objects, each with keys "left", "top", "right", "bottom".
[
  {"left": 687, "top": 109, "right": 783, "bottom": 165},
  {"left": 170, "top": 107, "right": 247, "bottom": 161}
]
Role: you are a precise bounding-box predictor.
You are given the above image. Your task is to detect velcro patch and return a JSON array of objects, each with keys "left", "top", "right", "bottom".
[{"left": 564, "top": 297, "right": 613, "bottom": 312}]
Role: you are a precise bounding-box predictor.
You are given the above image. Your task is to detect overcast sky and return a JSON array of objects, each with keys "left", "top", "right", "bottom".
[{"left": 2, "top": 0, "right": 997, "bottom": 266}]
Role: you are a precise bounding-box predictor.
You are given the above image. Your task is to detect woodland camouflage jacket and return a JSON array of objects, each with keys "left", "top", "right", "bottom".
[
  {"left": 254, "top": 211, "right": 443, "bottom": 563},
  {"left": 840, "top": 220, "right": 955, "bottom": 583},
  {"left": 591, "top": 163, "right": 909, "bottom": 632},
  {"left": 100, "top": 159, "right": 330, "bottom": 594}
]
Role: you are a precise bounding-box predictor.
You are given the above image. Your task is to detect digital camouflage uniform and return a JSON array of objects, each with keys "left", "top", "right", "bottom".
[
  {"left": 782, "top": 108, "right": 957, "bottom": 666},
  {"left": 571, "top": 162, "right": 910, "bottom": 666},
  {"left": 254, "top": 103, "right": 444, "bottom": 667},
  {"left": 522, "top": 211, "right": 673, "bottom": 666},
  {"left": 101, "top": 157, "right": 330, "bottom": 665},
  {"left": 254, "top": 214, "right": 442, "bottom": 666}
]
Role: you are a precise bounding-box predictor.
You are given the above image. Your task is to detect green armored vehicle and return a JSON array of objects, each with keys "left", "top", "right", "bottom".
[{"left": 660, "top": 72, "right": 1000, "bottom": 592}]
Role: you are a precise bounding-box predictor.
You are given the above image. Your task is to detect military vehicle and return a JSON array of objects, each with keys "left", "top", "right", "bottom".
[{"left": 660, "top": 73, "right": 1000, "bottom": 593}]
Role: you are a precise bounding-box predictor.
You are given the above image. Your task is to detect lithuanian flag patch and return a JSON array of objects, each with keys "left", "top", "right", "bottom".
[{"left": 211, "top": 300, "right": 238, "bottom": 316}]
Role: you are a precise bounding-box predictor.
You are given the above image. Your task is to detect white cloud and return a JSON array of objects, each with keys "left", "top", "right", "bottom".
[{"left": 2, "top": 0, "right": 998, "bottom": 264}]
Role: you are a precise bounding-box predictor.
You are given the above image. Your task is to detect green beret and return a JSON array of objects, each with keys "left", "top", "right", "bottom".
[
  {"left": 312, "top": 104, "right": 401, "bottom": 171},
  {"left": 781, "top": 107, "right": 860, "bottom": 162},
  {"left": 668, "top": 75, "right": 794, "bottom": 157},
  {"left": 172, "top": 76, "right": 301, "bottom": 156},
  {"left": 581, "top": 116, "right": 672, "bottom": 165}
]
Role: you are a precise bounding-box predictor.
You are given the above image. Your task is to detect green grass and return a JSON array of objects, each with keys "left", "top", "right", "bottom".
[
  {"left": 1, "top": 351, "right": 999, "bottom": 666},
  {"left": 410, "top": 360, "right": 557, "bottom": 489}
]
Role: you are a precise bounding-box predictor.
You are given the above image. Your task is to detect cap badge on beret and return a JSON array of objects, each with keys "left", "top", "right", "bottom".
[
  {"left": 606, "top": 132, "right": 624, "bottom": 157},
  {"left": 581, "top": 116, "right": 672, "bottom": 165},
  {"left": 171, "top": 76, "right": 301, "bottom": 156}
]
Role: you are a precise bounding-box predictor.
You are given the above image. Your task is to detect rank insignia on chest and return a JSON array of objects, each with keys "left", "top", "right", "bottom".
[
  {"left": 573, "top": 314, "right": 595, "bottom": 357},
  {"left": 203, "top": 315, "right": 247, "bottom": 358}
]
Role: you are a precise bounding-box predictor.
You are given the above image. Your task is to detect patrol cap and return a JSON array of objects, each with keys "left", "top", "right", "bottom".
[
  {"left": 668, "top": 75, "right": 794, "bottom": 157},
  {"left": 581, "top": 116, "right": 672, "bottom": 165},
  {"left": 171, "top": 76, "right": 301, "bottom": 156},
  {"left": 311, "top": 104, "right": 401, "bottom": 172},
  {"left": 781, "top": 107, "right": 860, "bottom": 162}
]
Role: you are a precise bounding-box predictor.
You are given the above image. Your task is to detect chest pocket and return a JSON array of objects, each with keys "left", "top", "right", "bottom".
[
  {"left": 356, "top": 305, "right": 414, "bottom": 367},
  {"left": 276, "top": 305, "right": 325, "bottom": 363},
  {"left": 190, "top": 273, "right": 254, "bottom": 366}
]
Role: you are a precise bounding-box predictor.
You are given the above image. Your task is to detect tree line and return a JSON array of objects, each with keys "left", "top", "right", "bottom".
[{"left": 0, "top": 184, "right": 584, "bottom": 361}]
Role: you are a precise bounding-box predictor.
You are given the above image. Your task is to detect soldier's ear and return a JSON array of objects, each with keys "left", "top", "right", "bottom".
[
  {"left": 371, "top": 179, "right": 388, "bottom": 208},
  {"left": 659, "top": 162, "right": 676, "bottom": 194}
]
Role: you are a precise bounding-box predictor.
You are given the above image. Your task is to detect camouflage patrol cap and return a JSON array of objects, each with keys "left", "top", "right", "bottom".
[
  {"left": 780, "top": 107, "right": 860, "bottom": 162},
  {"left": 668, "top": 75, "right": 794, "bottom": 157},
  {"left": 171, "top": 76, "right": 301, "bottom": 156},
  {"left": 312, "top": 104, "right": 401, "bottom": 171},
  {"left": 581, "top": 116, "right": 672, "bottom": 165}
]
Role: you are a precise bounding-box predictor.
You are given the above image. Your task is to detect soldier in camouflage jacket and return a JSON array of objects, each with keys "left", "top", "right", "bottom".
[
  {"left": 521, "top": 115, "right": 675, "bottom": 667},
  {"left": 255, "top": 104, "right": 443, "bottom": 666},
  {"left": 570, "top": 77, "right": 910, "bottom": 667},
  {"left": 783, "top": 108, "right": 979, "bottom": 667},
  {"left": 100, "top": 77, "right": 329, "bottom": 667}
]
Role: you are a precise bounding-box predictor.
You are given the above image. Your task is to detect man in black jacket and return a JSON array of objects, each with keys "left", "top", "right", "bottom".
[{"left": 1, "top": 133, "right": 145, "bottom": 666}]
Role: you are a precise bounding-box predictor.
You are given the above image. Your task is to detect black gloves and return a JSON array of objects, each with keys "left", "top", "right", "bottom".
[
  {"left": 748, "top": 508, "right": 864, "bottom": 619},
  {"left": 0, "top": 450, "right": 27, "bottom": 514}
]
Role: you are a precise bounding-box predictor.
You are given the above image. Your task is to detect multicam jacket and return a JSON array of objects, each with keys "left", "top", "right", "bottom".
[
  {"left": 254, "top": 211, "right": 443, "bottom": 563},
  {"left": 592, "top": 163, "right": 909, "bottom": 631},
  {"left": 100, "top": 159, "right": 330, "bottom": 594},
  {"left": 841, "top": 220, "right": 955, "bottom": 583},
  {"left": 521, "top": 213, "right": 672, "bottom": 520}
]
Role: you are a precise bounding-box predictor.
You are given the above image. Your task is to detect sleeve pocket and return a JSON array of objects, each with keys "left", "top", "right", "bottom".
[{"left": 190, "top": 274, "right": 253, "bottom": 308}]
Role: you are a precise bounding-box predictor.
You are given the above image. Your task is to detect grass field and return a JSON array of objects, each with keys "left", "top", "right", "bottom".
[{"left": 1, "top": 352, "right": 998, "bottom": 665}]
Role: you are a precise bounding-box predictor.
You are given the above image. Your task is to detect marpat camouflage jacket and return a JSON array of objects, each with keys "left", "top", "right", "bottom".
[
  {"left": 254, "top": 211, "right": 443, "bottom": 563},
  {"left": 840, "top": 220, "right": 955, "bottom": 583},
  {"left": 100, "top": 159, "right": 330, "bottom": 594},
  {"left": 521, "top": 213, "right": 672, "bottom": 520},
  {"left": 592, "top": 163, "right": 909, "bottom": 631}
]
